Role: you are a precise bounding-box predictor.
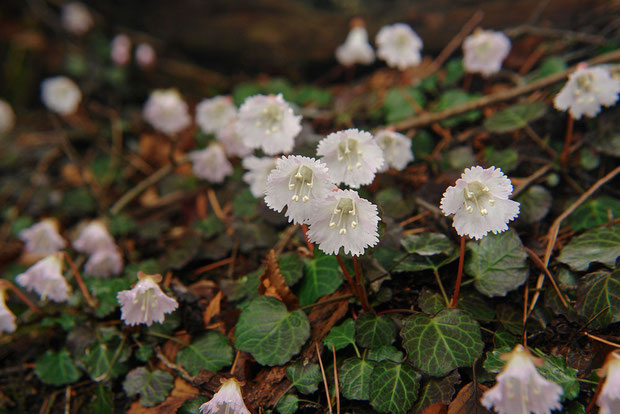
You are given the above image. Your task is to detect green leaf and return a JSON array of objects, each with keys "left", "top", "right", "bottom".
[
  {"left": 81, "top": 342, "right": 129, "bottom": 381},
  {"left": 123, "top": 367, "right": 174, "bottom": 407},
  {"left": 233, "top": 188, "right": 259, "bottom": 218},
  {"left": 107, "top": 213, "right": 137, "bottom": 237},
  {"left": 412, "top": 371, "right": 460, "bottom": 414},
  {"left": 60, "top": 187, "right": 96, "bottom": 217},
  {"left": 221, "top": 267, "right": 263, "bottom": 305},
  {"left": 136, "top": 344, "right": 153, "bottom": 362},
  {"left": 484, "top": 147, "right": 519, "bottom": 173},
  {"left": 568, "top": 197, "right": 620, "bottom": 231},
  {"left": 298, "top": 252, "right": 342, "bottom": 306},
  {"left": 494, "top": 329, "right": 519, "bottom": 348},
  {"left": 376, "top": 188, "right": 410, "bottom": 219},
  {"left": 516, "top": 185, "right": 552, "bottom": 225},
  {"left": 530, "top": 57, "right": 567, "bottom": 81},
  {"left": 442, "top": 59, "right": 464, "bottom": 86},
  {"left": 483, "top": 102, "right": 547, "bottom": 133},
  {"left": 382, "top": 87, "right": 426, "bottom": 123},
  {"left": 276, "top": 394, "right": 299, "bottom": 414},
  {"left": 401, "top": 309, "right": 483, "bottom": 376},
  {"left": 355, "top": 313, "right": 397, "bottom": 349},
  {"left": 576, "top": 270, "right": 620, "bottom": 328},
  {"left": 286, "top": 361, "right": 322, "bottom": 394},
  {"left": 465, "top": 229, "right": 529, "bottom": 297},
  {"left": 366, "top": 345, "right": 404, "bottom": 363},
  {"left": 323, "top": 318, "right": 356, "bottom": 351},
  {"left": 85, "top": 276, "right": 133, "bottom": 317},
  {"left": 278, "top": 253, "right": 304, "bottom": 286},
  {"left": 434, "top": 90, "right": 481, "bottom": 127},
  {"left": 87, "top": 385, "right": 114, "bottom": 414},
  {"left": 458, "top": 291, "right": 496, "bottom": 323},
  {"left": 35, "top": 349, "right": 81, "bottom": 386},
  {"left": 234, "top": 296, "right": 310, "bottom": 366},
  {"left": 369, "top": 361, "right": 421, "bottom": 414},
  {"left": 339, "top": 358, "right": 377, "bottom": 401},
  {"left": 401, "top": 233, "right": 455, "bottom": 256},
  {"left": 557, "top": 224, "right": 620, "bottom": 271},
  {"left": 176, "top": 331, "right": 234, "bottom": 376},
  {"left": 177, "top": 397, "right": 210, "bottom": 414},
  {"left": 193, "top": 215, "right": 225, "bottom": 239},
  {"left": 417, "top": 289, "right": 447, "bottom": 314}
]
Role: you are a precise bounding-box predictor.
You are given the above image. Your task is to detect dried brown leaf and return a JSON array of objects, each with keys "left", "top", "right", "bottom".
[
  {"left": 447, "top": 382, "right": 491, "bottom": 414},
  {"left": 127, "top": 377, "right": 199, "bottom": 414},
  {"left": 259, "top": 250, "right": 299, "bottom": 309},
  {"left": 203, "top": 291, "right": 222, "bottom": 327}
]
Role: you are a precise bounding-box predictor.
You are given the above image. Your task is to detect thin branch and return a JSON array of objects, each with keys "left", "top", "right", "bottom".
[
  {"left": 524, "top": 247, "right": 569, "bottom": 311},
  {"left": 63, "top": 253, "right": 97, "bottom": 308},
  {"left": 154, "top": 346, "right": 195, "bottom": 383},
  {"left": 584, "top": 332, "right": 620, "bottom": 348},
  {"left": 315, "top": 342, "right": 333, "bottom": 414},
  {"left": 332, "top": 344, "right": 340, "bottom": 414}
]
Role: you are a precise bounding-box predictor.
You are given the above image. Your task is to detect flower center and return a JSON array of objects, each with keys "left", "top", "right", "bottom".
[
  {"left": 329, "top": 197, "right": 358, "bottom": 235},
  {"left": 337, "top": 138, "right": 363, "bottom": 171},
  {"left": 463, "top": 181, "right": 493, "bottom": 216},
  {"left": 256, "top": 104, "right": 283, "bottom": 135},
  {"left": 288, "top": 165, "right": 314, "bottom": 202},
  {"left": 574, "top": 73, "right": 598, "bottom": 104},
  {"left": 474, "top": 40, "right": 492, "bottom": 59},
  {"left": 134, "top": 288, "right": 158, "bottom": 322},
  {"left": 395, "top": 33, "right": 410, "bottom": 49}
]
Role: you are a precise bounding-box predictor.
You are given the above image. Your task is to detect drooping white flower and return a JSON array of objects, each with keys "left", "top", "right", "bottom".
[
  {"left": 84, "top": 247, "right": 123, "bottom": 278},
  {"left": 143, "top": 89, "right": 191, "bottom": 136},
  {"left": 236, "top": 94, "right": 302, "bottom": 155},
  {"left": 61, "top": 2, "right": 94, "bottom": 36},
  {"left": 374, "top": 129, "right": 414, "bottom": 171},
  {"left": 19, "top": 219, "right": 66, "bottom": 256},
  {"left": 463, "top": 29, "right": 511, "bottom": 77},
  {"left": 41, "top": 76, "right": 82, "bottom": 116},
  {"left": 335, "top": 19, "right": 375, "bottom": 66},
  {"left": 216, "top": 122, "right": 253, "bottom": 158},
  {"left": 16, "top": 253, "right": 71, "bottom": 303},
  {"left": 111, "top": 34, "right": 132, "bottom": 66},
  {"left": 0, "top": 289, "right": 17, "bottom": 334},
  {"left": 440, "top": 166, "right": 520, "bottom": 240},
  {"left": 196, "top": 96, "right": 237, "bottom": 135},
  {"left": 242, "top": 156, "right": 277, "bottom": 197},
  {"left": 376, "top": 23, "right": 423, "bottom": 70},
  {"left": 199, "top": 378, "right": 250, "bottom": 414},
  {"left": 135, "top": 43, "right": 156, "bottom": 69},
  {"left": 0, "top": 98, "right": 15, "bottom": 134},
  {"left": 307, "top": 189, "right": 380, "bottom": 256},
  {"left": 481, "top": 345, "right": 563, "bottom": 414},
  {"left": 597, "top": 350, "right": 620, "bottom": 414},
  {"left": 316, "top": 129, "right": 384, "bottom": 188},
  {"left": 189, "top": 143, "right": 233, "bottom": 184},
  {"left": 265, "top": 156, "right": 335, "bottom": 224},
  {"left": 117, "top": 272, "right": 178, "bottom": 326},
  {"left": 73, "top": 220, "right": 116, "bottom": 255},
  {"left": 554, "top": 64, "right": 620, "bottom": 119}
]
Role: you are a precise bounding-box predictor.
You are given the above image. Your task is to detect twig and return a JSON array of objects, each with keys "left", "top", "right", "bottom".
[
  {"left": 432, "top": 268, "right": 450, "bottom": 307},
  {"left": 207, "top": 188, "right": 227, "bottom": 221},
  {"left": 230, "top": 350, "right": 241, "bottom": 376},
  {"left": 505, "top": 25, "right": 607, "bottom": 45},
  {"left": 63, "top": 253, "right": 97, "bottom": 308},
  {"left": 299, "top": 295, "right": 354, "bottom": 311},
  {"left": 64, "top": 385, "right": 71, "bottom": 414},
  {"left": 512, "top": 163, "right": 553, "bottom": 198},
  {"left": 154, "top": 346, "right": 195, "bottom": 382},
  {"left": 524, "top": 247, "right": 569, "bottom": 311},
  {"left": 0, "top": 280, "right": 42, "bottom": 314},
  {"left": 332, "top": 344, "right": 340, "bottom": 414},
  {"left": 315, "top": 342, "right": 333, "bottom": 414},
  {"left": 523, "top": 125, "right": 556, "bottom": 159},
  {"left": 522, "top": 283, "right": 529, "bottom": 347},
  {"left": 584, "top": 332, "right": 620, "bottom": 348},
  {"left": 192, "top": 257, "right": 235, "bottom": 276}
]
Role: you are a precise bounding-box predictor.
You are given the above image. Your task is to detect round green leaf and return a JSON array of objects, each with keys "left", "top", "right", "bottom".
[
  {"left": 35, "top": 349, "right": 81, "bottom": 386},
  {"left": 285, "top": 361, "right": 322, "bottom": 394},
  {"left": 176, "top": 331, "right": 234, "bottom": 376},
  {"left": 339, "top": 358, "right": 377, "bottom": 401},
  {"left": 369, "top": 361, "right": 421, "bottom": 414},
  {"left": 568, "top": 197, "right": 620, "bottom": 231},
  {"left": 323, "top": 318, "right": 356, "bottom": 351},
  {"left": 298, "top": 252, "right": 343, "bottom": 306},
  {"left": 81, "top": 342, "right": 129, "bottom": 381},
  {"left": 576, "top": 270, "right": 620, "bottom": 328},
  {"left": 123, "top": 367, "right": 174, "bottom": 407},
  {"left": 557, "top": 224, "right": 620, "bottom": 271},
  {"left": 412, "top": 370, "right": 460, "bottom": 414},
  {"left": 278, "top": 252, "right": 304, "bottom": 286},
  {"left": 276, "top": 394, "right": 299, "bottom": 414},
  {"left": 355, "top": 313, "right": 397, "bottom": 349},
  {"left": 401, "top": 233, "right": 455, "bottom": 256},
  {"left": 483, "top": 102, "right": 547, "bottom": 133}
]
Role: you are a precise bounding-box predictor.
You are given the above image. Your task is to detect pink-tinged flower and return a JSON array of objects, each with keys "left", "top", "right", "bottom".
[
  {"left": 73, "top": 220, "right": 115, "bottom": 255},
  {"left": 111, "top": 34, "right": 131, "bottom": 66},
  {"left": 336, "top": 19, "right": 375, "bottom": 66},
  {"left": 236, "top": 94, "right": 302, "bottom": 155},
  {"left": 375, "top": 129, "right": 414, "bottom": 171},
  {"left": 196, "top": 96, "right": 237, "bottom": 135},
  {"left": 199, "top": 378, "right": 250, "bottom": 414},
  {"left": 189, "top": 143, "right": 233, "bottom": 184},
  {"left": 376, "top": 23, "right": 423, "bottom": 70},
  {"left": 16, "top": 253, "right": 71, "bottom": 303},
  {"left": 265, "top": 156, "right": 335, "bottom": 224},
  {"left": 317, "top": 129, "right": 384, "bottom": 188},
  {"left": 597, "top": 350, "right": 620, "bottom": 414},
  {"left": 481, "top": 345, "right": 563, "bottom": 414},
  {"left": 307, "top": 189, "right": 380, "bottom": 256},
  {"left": 61, "top": 2, "right": 94, "bottom": 36},
  {"left": 242, "top": 156, "right": 277, "bottom": 197},
  {"left": 440, "top": 166, "right": 520, "bottom": 240},
  {"left": 143, "top": 89, "right": 191, "bottom": 136},
  {"left": 41, "top": 76, "right": 82, "bottom": 116},
  {"left": 0, "top": 98, "right": 15, "bottom": 134},
  {"left": 554, "top": 64, "right": 620, "bottom": 119},
  {"left": 0, "top": 289, "right": 17, "bottom": 334},
  {"left": 216, "top": 122, "right": 253, "bottom": 158},
  {"left": 19, "top": 219, "right": 66, "bottom": 256},
  {"left": 135, "top": 43, "right": 156, "bottom": 69},
  {"left": 117, "top": 272, "right": 178, "bottom": 326},
  {"left": 84, "top": 247, "right": 123, "bottom": 278},
  {"left": 463, "top": 29, "right": 511, "bottom": 77}
]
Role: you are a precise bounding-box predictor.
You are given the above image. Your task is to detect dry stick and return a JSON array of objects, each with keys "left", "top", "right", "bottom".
[
  {"left": 1, "top": 281, "right": 42, "bottom": 314},
  {"left": 524, "top": 247, "right": 569, "bottom": 309},
  {"left": 230, "top": 350, "right": 241, "bottom": 375},
  {"left": 299, "top": 294, "right": 355, "bottom": 311},
  {"left": 560, "top": 114, "right": 575, "bottom": 166},
  {"left": 522, "top": 283, "right": 529, "bottom": 347},
  {"left": 207, "top": 188, "right": 227, "bottom": 221},
  {"left": 450, "top": 236, "right": 466, "bottom": 308},
  {"left": 352, "top": 257, "right": 372, "bottom": 312},
  {"left": 64, "top": 385, "right": 71, "bottom": 414},
  {"left": 315, "top": 342, "right": 333, "bottom": 414},
  {"left": 512, "top": 163, "right": 553, "bottom": 198},
  {"left": 332, "top": 344, "right": 340, "bottom": 414},
  {"left": 584, "top": 332, "right": 620, "bottom": 348},
  {"left": 154, "top": 346, "right": 195, "bottom": 383},
  {"left": 192, "top": 257, "right": 235, "bottom": 275},
  {"left": 523, "top": 125, "right": 556, "bottom": 159},
  {"left": 63, "top": 253, "right": 97, "bottom": 308}
]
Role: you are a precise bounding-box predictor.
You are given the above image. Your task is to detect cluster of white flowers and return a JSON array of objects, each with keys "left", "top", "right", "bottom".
[
  {"left": 143, "top": 89, "right": 191, "bottom": 136},
  {"left": 117, "top": 272, "right": 178, "bottom": 326},
  {"left": 598, "top": 350, "right": 620, "bottom": 414},
  {"left": 16, "top": 253, "right": 71, "bottom": 303},
  {"left": 189, "top": 143, "right": 233, "bottom": 184},
  {"left": 73, "top": 220, "right": 123, "bottom": 278},
  {"left": 196, "top": 96, "right": 238, "bottom": 135},
  {"left": 111, "top": 34, "right": 132, "bottom": 66},
  {"left": 463, "top": 29, "right": 511, "bottom": 77},
  {"left": 374, "top": 129, "right": 414, "bottom": 172},
  {"left": 0, "top": 99, "right": 15, "bottom": 134},
  {"left": 199, "top": 378, "right": 250, "bottom": 414},
  {"left": 242, "top": 156, "right": 277, "bottom": 197},
  {"left": 41, "top": 76, "right": 82, "bottom": 116},
  {"left": 19, "top": 219, "right": 66, "bottom": 256},
  {"left": 0, "top": 289, "right": 17, "bottom": 334},
  {"left": 61, "top": 2, "right": 94, "bottom": 36}
]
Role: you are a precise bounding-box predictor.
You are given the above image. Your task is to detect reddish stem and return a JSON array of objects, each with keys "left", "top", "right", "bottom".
[
  {"left": 336, "top": 254, "right": 359, "bottom": 300},
  {"left": 560, "top": 114, "right": 574, "bottom": 166},
  {"left": 352, "top": 256, "right": 371, "bottom": 312},
  {"left": 301, "top": 224, "right": 314, "bottom": 255},
  {"left": 450, "top": 236, "right": 466, "bottom": 308},
  {"left": 1, "top": 281, "right": 42, "bottom": 314},
  {"left": 63, "top": 253, "right": 97, "bottom": 308}
]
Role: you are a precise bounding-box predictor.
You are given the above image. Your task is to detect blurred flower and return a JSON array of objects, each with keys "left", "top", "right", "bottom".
[
  {"left": 554, "top": 64, "right": 620, "bottom": 119},
  {"left": 375, "top": 129, "right": 414, "bottom": 171},
  {"left": 336, "top": 18, "right": 375, "bottom": 66},
  {"left": 216, "top": 122, "right": 253, "bottom": 158},
  {"left": 0, "top": 99, "right": 15, "bottom": 134},
  {"left": 597, "top": 350, "right": 620, "bottom": 414},
  {"left": 117, "top": 272, "right": 178, "bottom": 326},
  {"left": 135, "top": 43, "right": 156, "bottom": 69},
  {"left": 242, "top": 156, "right": 277, "bottom": 197},
  {"left": 41, "top": 76, "right": 82, "bottom": 116},
  {"left": 440, "top": 166, "right": 520, "bottom": 240},
  {"left": 19, "top": 218, "right": 66, "bottom": 256},
  {"left": 84, "top": 247, "right": 123, "bottom": 278},
  {"left": 189, "top": 143, "right": 233, "bottom": 183},
  {"left": 481, "top": 345, "right": 562, "bottom": 414},
  {"left": 463, "top": 29, "right": 511, "bottom": 77},
  {"left": 73, "top": 220, "right": 115, "bottom": 255},
  {"left": 16, "top": 253, "right": 71, "bottom": 303},
  {"left": 61, "top": 2, "right": 94, "bottom": 36},
  {"left": 111, "top": 34, "right": 131, "bottom": 66},
  {"left": 0, "top": 289, "right": 17, "bottom": 334},
  {"left": 196, "top": 96, "right": 237, "bottom": 135},
  {"left": 143, "top": 89, "right": 191, "bottom": 136},
  {"left": 265, "top": 155, "right": 334, "bottom": 224},
  {"left": 199, "top": 377, "right": 250, "bottom": 414},
  {"left": 376, "top": 23, "right": 423, "bottom": 70},
  {"left": 316, "top": 128, "right": 384, "bottom": 188},
  {"left": 307, "top": 189, "right": 380, "bottom": 256},
  {"left": 236, "top": 94, "right": 302, "bottom": 155}
]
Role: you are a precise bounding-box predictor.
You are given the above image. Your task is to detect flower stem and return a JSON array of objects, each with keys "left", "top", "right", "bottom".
[
  {"left": 352, "top": 256, "right": 371, "bottom": 312},
  {"left": 560, "top": 114, "right": 574, "bottom": 166},
  {"left": 432, "top": 268, "right": 450, "bottom": 307},
  {"left": 63, "top": 252, "right": 97, "bottom": 308},
  {"left": 336, "top": 255, "right": 359, "bottom": 301},
  {"left": 450, "top": 236, "right": 466, "bottom": 308},
  {"left": 1, "top": 281, "right": 42, "bottom": 314},
  {"left": 301, "top": 224, "right": 314, "bottom": 255}
]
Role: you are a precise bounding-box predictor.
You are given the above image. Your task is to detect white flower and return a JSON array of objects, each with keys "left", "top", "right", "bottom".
[
  {"left": 336, "top": 21, "right": 375, "bottom": 66},
  {"left": 84, "top": 247, "right": 123, "bottom": 278},
  {"left": 73, "top": 220, "right": 115, "bottom": 255},
  {"left": 236, "top": 94, "right": 301, "bottom": 155},
  {"left": 440, "top": 166, "right": 520, "bottom": 240},
  {"left": 196, "top": 96, "right": 237, "bottom": 135},
  {"left": 199, "top": 378, "right": 250, "bottom": 414},
  {"left": 135, "top": 43, "right": 156, "bottom": 69},
  {"left": 463, "top": 29, "right": 511, "bottom": 77},
  {"left": 481, "top": 345, "right": 563, "bottom": 414},
  {"left": 143, "top": 89, "right": 191, "bottom": 136},
  {"left": 41, "top": 76, "right": 82, "bottom": 116},
  {"left": 376, "top": 23, "right": 423, "bottom": 70},
  {"left": 316, "top": 129, "right": 384, "bottom": 188},
  {"left": 597, "top": 350, "right": 620, "bottom": 414},
  {"left": 189, "top": 143, "right": 233, "bottom": 183},
  {"left": 554, "top": 64, "right": 620, "bottom": 119},
  {"left": 19, "top": 219, "right": 66, "bottom": 255},
  {"left": 216, "top": 122, "right": 253, "bottom": 158},
  {"left": 375, "top": 129, "right": 414, "bottom": 171},
  {"left": 242, "top": 156, "right": 277, "bottom": 197},
  {"left": 307, "top": 189, "right": 380, "bottom": 256},
  {"left": 0, "top": 98, "right": 15, "bottom": 134},
  {"left": 61, "top": 2, "right": 94, "bottom": 36},
  {"left": 16, "top": 253, "right": 71, "bottom": 302},
  {"left": 265, "top": 156, "right": 334, "bottom": 224},
  {"left": 111, "top": 34, "right": 131, "bottom": 66},
  {"left": 117, "top": 272, "right": 178, "bottom": 326},
  {"left": 0, "top": 289, "right": 17, "bottom": 334}
]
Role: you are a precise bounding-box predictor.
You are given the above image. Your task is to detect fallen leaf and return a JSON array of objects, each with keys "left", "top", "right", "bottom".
[
  {"left": 447, "top": 382, "right": 491, "bottom": 414},
  {"left": 258, "top": 250, "right": 299, "bottom": 309},
  {"left": 203, "top": 291, "right": 222, "bottom": 327},
  {"left": 127, "top": 377, "right": 199, "bottom": 414},
  {"left": 423, "top": 402, "right": 448, "bottom": 414}
]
